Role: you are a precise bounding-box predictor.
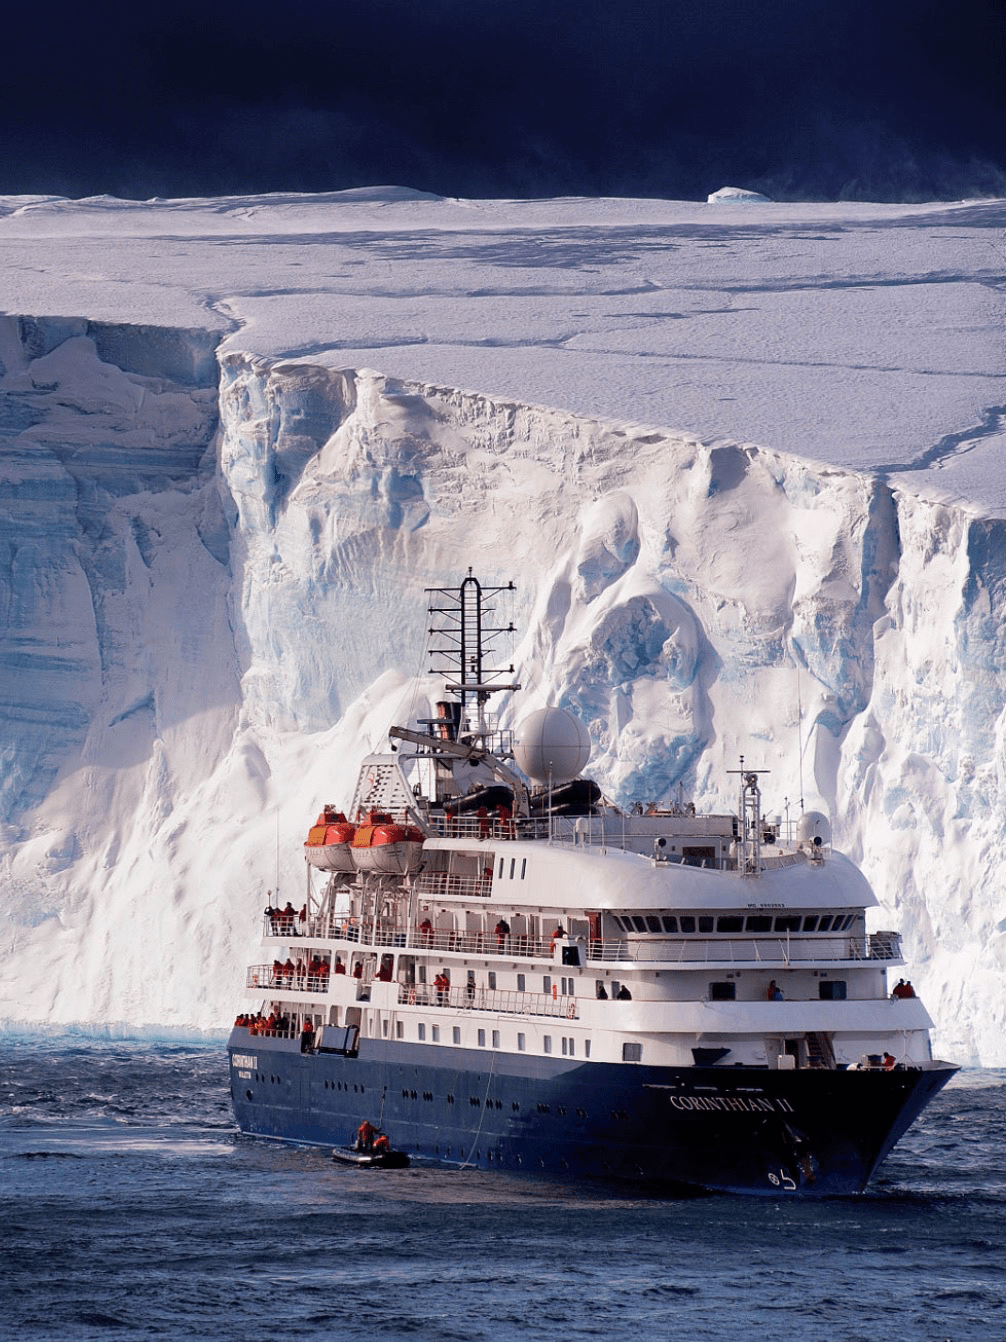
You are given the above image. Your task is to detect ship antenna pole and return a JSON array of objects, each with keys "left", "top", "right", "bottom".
[{"left": 797, "top": 664, "right": 805, "bottom": 817}]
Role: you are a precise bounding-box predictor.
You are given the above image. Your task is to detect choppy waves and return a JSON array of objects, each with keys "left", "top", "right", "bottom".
[{"left": 2, "top": 1037, "right": 1004, "bottom": 1341}]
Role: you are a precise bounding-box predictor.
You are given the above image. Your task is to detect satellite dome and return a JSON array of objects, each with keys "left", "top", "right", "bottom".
[
  {"left": 797, "top": 811, "right": 832, "bottom": 847},
  {"left": 514, "top": 708, "right": 591, "bottom": 785}
]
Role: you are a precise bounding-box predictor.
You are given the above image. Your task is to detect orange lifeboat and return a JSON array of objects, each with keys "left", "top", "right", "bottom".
[
  {"left": 304, "top": 806, "right": 357, "bottom": 872},
  {"left": 351, "top": 810, "right": 425, "bottom": 874}
]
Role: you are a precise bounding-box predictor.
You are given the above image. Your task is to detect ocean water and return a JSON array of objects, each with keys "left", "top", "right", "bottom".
[{"left": 1, "top": 1035, "right": 1003, "bottom": 1342}]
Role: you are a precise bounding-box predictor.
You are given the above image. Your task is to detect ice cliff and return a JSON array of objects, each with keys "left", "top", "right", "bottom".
[{"left": 1, "top": 315, "right": 1004, "bottom": 1064}]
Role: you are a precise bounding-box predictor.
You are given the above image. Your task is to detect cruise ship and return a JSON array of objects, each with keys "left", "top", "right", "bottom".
[{"left": 228, "top": 574, "right": 957, "bottom": 1194}]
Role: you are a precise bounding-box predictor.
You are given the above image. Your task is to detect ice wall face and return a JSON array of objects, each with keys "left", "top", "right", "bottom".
[{"left": 2, "top": 325, "right": 1004, "bottom": 1061}]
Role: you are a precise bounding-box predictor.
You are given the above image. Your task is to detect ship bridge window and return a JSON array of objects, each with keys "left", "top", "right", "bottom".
[
  {"left": 803, "top": 915, "right": 819, "bottom": 932},
  {"left": 716, "top": 916, "right": 744, "bottom": 933},
  {"left": 745, "top": 915, "right": 773, "bottom": 933},
  {"left": 698, "top": 916, "right": 714, "bottom": 934},
  {"left": 645, "top": 916, "right": 662, "bottom": 933},
  {"left": 679, "top": 916, "right": 696, "bottom": 933},
  {"left": 661, "top": 916, "right": 678, "bottom": 933},
  {"left": 774, "top": 915, "right": 802, "bottom": 933},
  {"left": 630, "top": 916, "right": 648, "bottom": 933},
  {"left": 817, "top": 915, "right": 834, "bottom": 932}
]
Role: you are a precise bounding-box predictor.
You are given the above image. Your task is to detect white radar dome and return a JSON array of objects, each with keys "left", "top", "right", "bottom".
[
  {"left": 514, "top": 708, "right": 591, "bottom": 785},
  {"left": 797, "top": 811, "right": 832, "bottom": 847}
]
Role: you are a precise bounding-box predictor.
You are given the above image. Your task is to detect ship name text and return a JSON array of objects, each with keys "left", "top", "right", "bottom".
[{"left": 668, "top": 1093, "right": 795, "bottom": 1114}]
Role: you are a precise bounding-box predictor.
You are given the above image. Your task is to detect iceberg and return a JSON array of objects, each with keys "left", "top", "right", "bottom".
[{"left": 0, "top": 192, "right": 1003, "bottom": 1063}]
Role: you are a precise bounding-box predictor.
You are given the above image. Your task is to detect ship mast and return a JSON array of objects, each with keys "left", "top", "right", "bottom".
[
  {"left": 728, "top": 757, "right": 769, "bottom": 876},
  {"left": 426, "top": 570, "right": 520, "bottom": 741}
]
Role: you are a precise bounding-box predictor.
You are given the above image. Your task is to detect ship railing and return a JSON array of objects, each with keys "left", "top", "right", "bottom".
[
  {"left": 246, "top": 965, "right": 333, "bottom": 993},
  {"left": 410, "top": 928, "right": 556, "bottom": 958},
  {"left": 430, "top": 814, "right": 520, "bottom": 840},
  {"left": 397, "top": 983, "right": 578, "bottom": 1019},
  {"left": 414, "top": 872, "right": 494, "bottom": 900},
  {"left": 586, "top": 934, "right": 902, "bottom": 964},
  {"left": 262, "top": 915, "right": 305, "bottom": 938}
]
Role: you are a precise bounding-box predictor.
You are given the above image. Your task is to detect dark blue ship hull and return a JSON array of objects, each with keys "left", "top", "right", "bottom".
[{"left": 228, "top": 1028, "right": 955, "bottom": 1195}]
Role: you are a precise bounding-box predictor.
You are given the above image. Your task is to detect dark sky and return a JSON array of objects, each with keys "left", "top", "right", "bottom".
[{"left": 5, "top": 0, "right": 1005, "bottom": 202}]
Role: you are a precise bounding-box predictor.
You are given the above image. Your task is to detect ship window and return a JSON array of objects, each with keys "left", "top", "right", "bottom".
[
  {"left": 543, "top": 976, "right": 551, "bottom": 994},
  {"left": 819, "top": 980, "right": 847, "bottom": 1000},
  {"left": 774, "top": 915, "right": 802, "bottom": 932},
  {"left": 842, "top": 914, "right": 856, "bottom": 930},
  {"left": 818, "top": 915, "right": 833, "bottom": 932},
  {"left": 746, "top": 915, "right": 773, "bottom": 932},
  {"left": 645, "top": 916, "right": 662, "bottom": 933},
  {"left": 418, "top": 1023, "right": 426, "bottom": 1041},
  {"left": 478, "top": 1029, "right": 486, "bottom": 1047},
  {"left": 585, "top": 1040, "right": 591, "bottom": 1058},
  {"left": 518, "top": 1033, "right": 526, "bottom": 1051},
  {"left": 453, "top": 1027, "right": 461, "bottom": 1044},
  {"left": 622, "top": 1042, "right": 642, "bottom": 1062},
  {"left": 568, "top": 1037, "right": 575, "bottom": 1057},
  {"left": 396, "top": 1021, "right": 403, "bottom": 1039},
  {"left": 517, "top": 974, "right": 526, "bottom": 992},
  {"left": 509, "top": 858, "right": 516, "bottom": 879},
  {"left": 709, "top": 981, "right": 736, "bottom": 1001},
  {"left": 521, "top": 859, "right": 527, "bottom": 879},
  {"left": 543, "top": 1036, "right": 553, "bottom": 1054},
  {"left": 803, "top": 915, "right": 819, "bottom": 931},
  {"left": 492, "top": 1030, "right": 500, "bottom": 1048},
  {"left": 488, "top": 972, "right": 497, "bottom": 990},
  {"left": 661, "top": 916, "right": 678, "bottom": 933},
  {"left": 498, "top": 859, "right": 504, "bottom": 878},
  {"left": 716, "top": 916, "right": 744, "bottom": 933},
  {"left": 698, "top": 916, "right": 714, "bottom": 933},
  {"left": 561, "top": 1037, "right": 568, "bottom": 1056},
  {"left": 679, "top": 916, "right": 696, "bottom": 933},
  {"left": 631, "top": 916, "right": 648, "bottom": 933},
  {"left": 432, "top": 1026, "right": 440, "bottom": 1043}
]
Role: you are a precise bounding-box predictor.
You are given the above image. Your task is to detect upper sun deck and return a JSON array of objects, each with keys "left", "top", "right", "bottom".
[{"left": 414, "top": 828, "right": 877, "bottom": 915}]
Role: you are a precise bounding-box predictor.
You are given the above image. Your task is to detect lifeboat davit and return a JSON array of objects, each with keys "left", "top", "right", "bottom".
[
  {"left": 304, "top": 807, "right": 357, "bottom": 872},
  {"left": 351, "top": 810, "right": 425, "bottom": 874}
]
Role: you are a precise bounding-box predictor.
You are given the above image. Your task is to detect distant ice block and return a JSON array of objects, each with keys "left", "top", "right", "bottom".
[{"left": 706, "top": 186, "right": 772, "bottom": 202}]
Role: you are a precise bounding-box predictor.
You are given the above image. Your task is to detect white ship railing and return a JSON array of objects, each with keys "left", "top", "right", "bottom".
[
  {"left": 247, "top": 966, "right": 333, "bottom": 992},
  {"left": 586, "top": 933, "right": 901, "bottom": 964},
  {"left": 256, "top": 925, "right": 900, "bottom": 965},
  {"left": 414, "top": 872, "right": 493, "bottom": 900},
  {"left": 396, "top": 983, "right": 578, "bottom": 1019}
]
